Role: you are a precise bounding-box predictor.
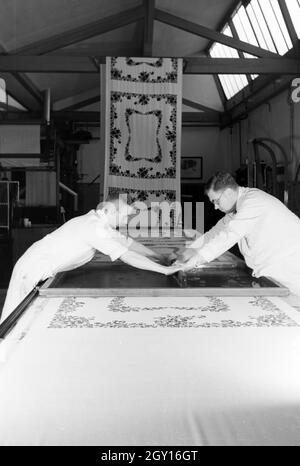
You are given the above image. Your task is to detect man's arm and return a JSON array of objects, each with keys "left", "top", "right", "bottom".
[
  {"left": 120, "top": 250, "right": 181, "bottom": 275},
  {"left": 129, "top": 239, "right": 160, "bottom": 259},
  {"left": 174, "top": 249, "right": 207, "bottom": 271},
  {"left": 176, "top": 196, "right": 261, "bottom": 265}
]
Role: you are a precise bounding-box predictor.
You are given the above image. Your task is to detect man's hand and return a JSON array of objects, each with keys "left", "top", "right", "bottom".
[
  {"left": 174, "top": 249, "right": 206, "bottom": 271},
  {"left": 175, "top": 247, "right": 199, "bottom": 263},
  {"left": 151, "top": 251, "right": 171, "bottom": 265}
]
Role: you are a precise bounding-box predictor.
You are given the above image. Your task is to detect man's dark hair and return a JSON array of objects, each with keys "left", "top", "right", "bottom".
[{"left": 205, "top": 172, "right": 239, "bottom": 194}]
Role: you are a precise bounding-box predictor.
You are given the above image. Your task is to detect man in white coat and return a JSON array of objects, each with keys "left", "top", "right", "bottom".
[
  {"left": 1, "top": 194, "right": 180, "bottom": 323},
  {"left": 175, "top": 172, "right": 300, "bottom": 296}
]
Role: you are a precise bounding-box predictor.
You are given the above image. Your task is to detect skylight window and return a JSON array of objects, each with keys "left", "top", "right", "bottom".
[
  {"left": 210, "top": 35, "right": 248, "bottom": 100},
  {"left": 286, "top": 0, "right": 300, "bottom": 38},
  {"left": 209, "top": 0, "right": 296, "bottom": 101},
  {"left": 258, "top": 0, "right": 292, "bottom": 54},
  {"left": 0, "top": 78, "right": 6, "bottom": 105},
  {"left": 233, "top": 6, "right": 259, "bottom": 47},
  {"left": 246, "top": 0, "right": 277, "bottom": 52},
  {"left": 7, "top": 95, "right": 27, "bottom": 111}
]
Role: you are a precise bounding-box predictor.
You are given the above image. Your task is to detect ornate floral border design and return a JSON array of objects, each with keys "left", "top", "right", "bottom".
[
  {"left": 110, "top": 57, "right": 178, "bottom": 83},
  {"left": 109, "top": 92, "right": 177, "bottom": 179},
  {"left": 47, "top": 296, "right": 300, "bottom": 329}
]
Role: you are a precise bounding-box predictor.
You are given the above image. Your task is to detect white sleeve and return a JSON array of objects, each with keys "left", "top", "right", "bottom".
[
  {"left": 91, "top": 225, "right": 133, "bottom": 261},
  {"left": 196, "top": 197, "right": 263, "bottom": 263},
  {"left": 189, "top": 216, "right": 232, "bottom": 250}
]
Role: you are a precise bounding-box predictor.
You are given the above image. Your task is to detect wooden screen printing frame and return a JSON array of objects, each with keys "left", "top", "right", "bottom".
[{"left": 39, "top": 260, "right": 289, "bottom": 297}]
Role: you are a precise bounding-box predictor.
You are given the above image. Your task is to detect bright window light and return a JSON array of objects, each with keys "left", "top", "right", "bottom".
[
  {"left": 233, "top": 6, "right": 259, "bottom": 47},
  {"left": 269, "top": 0, "right": 293, "bottom": 49},
  {"left": 247, "top": 0, "right": 277, "bottom": 52},
  {"left": 258, "top": 0, "right": 290, "bottom": 54},
  {"left": 7, "top": 95, "right": 27, "bottom": 111},
  {"left": 208, "top": 0, "right": 298, "bottom": 100},
  {"left": 209, "top": 39, "right": 248, "bottom": 100},
  {"left": 0, "top": 78, "right": 6, "bottom": 104},
  {"left": 286, "top": 0, "right": 300, "bottom": 38},
  {"left": 243, "top": 53, "right": 258, "bottom": 80}
]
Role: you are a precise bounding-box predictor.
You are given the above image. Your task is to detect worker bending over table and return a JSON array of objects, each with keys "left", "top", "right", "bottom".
[
  {"left": 175, "top": 172, "right": 300, "bottom": 296},
  {"left": 1, "top": 194, "right": 180, "bottom": 323}
]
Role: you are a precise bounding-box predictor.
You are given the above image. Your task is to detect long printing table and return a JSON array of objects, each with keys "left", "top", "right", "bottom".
[{"left": 0, "top": 236, "right": 299, "bottom": 446}]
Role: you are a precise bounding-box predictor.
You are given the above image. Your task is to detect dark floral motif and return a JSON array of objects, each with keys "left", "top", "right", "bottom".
[
  {"left": 138, "top": 71, "right": 151, "bottom": 82},
  {"left": 249, "top": 297, "right": 299, "bottom": 326},
  {"left": 109, "top": 92, "right": 178, "bottom": 176},
  {"left": 126, "top": 58, "right": 163, "bottom": 68},
  {"left": 111, "top": 127, "right": 122, "bottom": 142},
  {"left": 48, "top": 295, "right": 300, "bottom": 329},
  {"left": 136, "top": 167, "right": 152, "bottom": 177},
  {"left": 153, "top": 315, "right": 204, "bottom": 328},
  {"left": 110, "top": 57, "right": 177, "bottom": 83},
  {"left": 135, "top": 95, "right": 150, "bottom": 106},
  {"left": 165, "top": 167, "right": 176, "bottom": 177},
  {"left": 165, "top": 127, "right": 176, "bottom": 143},
  {"left": 107, "top": 187, "right": 176, "bottom": 204},
  {"left": 111, "top": 92, "right": 122, "bottom": 103},
  {"left": 111, "top": 68, "right": 122, "bottom": 79}
]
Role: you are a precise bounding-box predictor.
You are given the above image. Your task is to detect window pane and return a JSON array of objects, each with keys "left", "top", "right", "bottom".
[
  {"left": 286, "top": 0, "right": 300, "bottom": 38},
  {"left": 244, "top": 53, "right": 258, "bottom": 80},
  {"left": 209, "top": 47, "right": 234, "bottom": 100},
  {"left": 246, "top": 3, "right": 269, "bottom": 50},
  {"left": 0, "top": 78, "right": 6, "bottom": 104},
  {"left": 250, "top": 0, "right": 277, "bottom": 52},
  {"left": 219, "top": 75, "right": 234, "bottom": 99},
  {"left": 269, "top": 0, "right": 293, "bottom": 49},
  {"left": 258, "top": 0, "right": 289, "bottom": 54},
  {"left": 233, "top": 6, "right": 259, "bottom": 46},
  {"left": 7, "top": 95, "right": 27, "bottom": 111},
  {"left": 208, "top": 11, "right": 256, "bottom": 99}
]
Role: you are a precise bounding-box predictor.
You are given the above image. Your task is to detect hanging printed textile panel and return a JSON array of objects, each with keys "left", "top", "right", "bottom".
[{"left": 104, "top": 57, "right": 182, "bottom": 208}]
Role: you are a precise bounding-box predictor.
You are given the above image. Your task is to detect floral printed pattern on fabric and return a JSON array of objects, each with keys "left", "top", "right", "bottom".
[
  {"left": 111, "top": 57, "right": 178, "bottom": 83},
  {"left": 47, "top": 296, "right": 300, "bottom": 329},
  {"left": 104, "top": 57, "right": 182, "bottom": 210}
]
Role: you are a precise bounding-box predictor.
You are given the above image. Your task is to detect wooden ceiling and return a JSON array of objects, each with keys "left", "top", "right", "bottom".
[{"left": 0, "top": 0, "right": 298, "bottom": 127}]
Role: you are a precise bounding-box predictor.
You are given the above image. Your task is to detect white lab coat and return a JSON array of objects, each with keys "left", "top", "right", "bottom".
[
  {"left": 1, "top": 210, "right": 133, "bottom": 322},
  {"left": 191, "top": 187, "right": 300, "bottom": 295}
]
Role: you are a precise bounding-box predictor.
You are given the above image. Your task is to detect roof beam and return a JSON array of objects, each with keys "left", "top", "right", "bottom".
[
  {"left": 155, "top": 8, "right": 278, "bottom": 58},
  {"left": 143, "top": 0, "right": 155, "bottom": 56},
  {"left": 229, "top": 19, "right": 251, "bottom": 84},
  {"left": 221, "top": 75, "right": 293, "bottom": 128},
  {"left": 182, "top": 98, "right": 221, "bottom": 114},
  {"left": 205, "top": 0, "right": 241, "bottom": 54},
  {"left": 225, "top": 42, "right": 300, "bottom": 112},
  {"left": 61, "top": 95, "right": 100, "bottom": 111},
  {"left": 0, "top": 110, "right": 222, "bottom": 127},
  {"left": 0, "top": 45, "right": 42, "bottom": 110},
  {"left": 183, "top": 58, "right": 300, "bottom": 75},
  {"left": 222, "top": 43, "right": 300, "bottom": 127},
  {"left": 182, "top": 112, "right": 221, "bottom": 126},
  {"left": 0, "top": 56, "right": 97, "bottom": 73},
  {"left": 14, "top": 6, "right": 145, "bottom": 55},
  {"left": 0, "top": 72, "right": 42, "bottom": 110},
  {"left": 1, "top": 56, "right": 299, "bottom": 74}
]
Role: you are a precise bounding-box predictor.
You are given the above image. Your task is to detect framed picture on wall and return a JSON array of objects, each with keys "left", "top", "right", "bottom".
[{"left": 181, "top": 157, "right": 203, "bottom": 180}]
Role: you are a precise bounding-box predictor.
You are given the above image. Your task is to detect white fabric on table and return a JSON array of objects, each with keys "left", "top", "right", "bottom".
[{"left": 0, "top": 294, "right": 300, "bottom": 446}]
